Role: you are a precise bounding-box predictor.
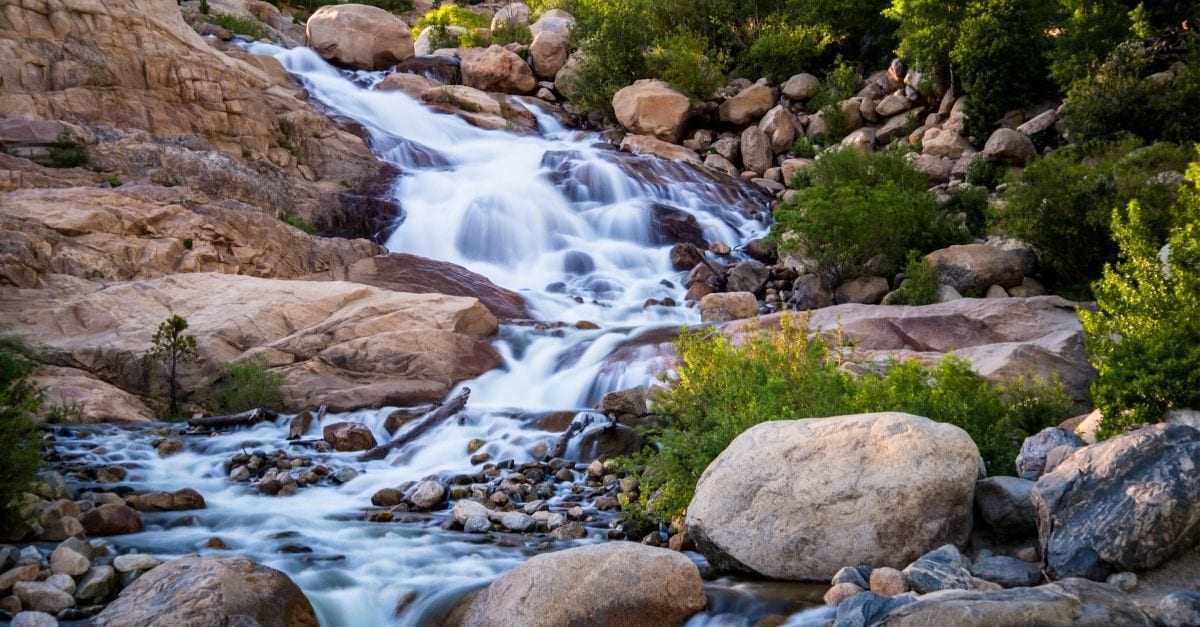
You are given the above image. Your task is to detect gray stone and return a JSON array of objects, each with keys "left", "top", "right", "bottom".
[
  {"left": 464, "top": 516, "right": 492, "bottom": 534},
  {"left": 835, "top": 276, "right": 889, "bottom": 305},
  {"left": 112, "top": 554, "right": 162, "bottom": 573},
  {"left": 12, "top": 581, "right": 74, "bottom": 614},
  {"left": 740, "top": 126, "right": 772, "bottom": 175},
  {"left": 926, "top": 244, "right": 1025, "bottom": 296},
  {"left": 49, "top": 538, "right": 91, "bottom": 576},
  {"left": 902, "top": 545, "right": 973, "bottom": 594},
  {"left": 11, "top": 612, "right": 59, "bottom": 627},
  {"left": 1017, "top": 427, "right": 1085, "bottom": 480},
  {"left": 727, "top": 260, "right": 769, "bottom": 294},
  {"left": 44, "top": 574, "right": 74, "bottom": 595},
  {"left": 831, "top": 565, "right": 870, "bottom": 589},
  {"left": 791, "top": 274, "right": 832, "bottom": 310},
  {"left": 782, "top": 73, "right": 820, "bottom": 101},
  {"left": 496, "top": 511, "right": 535, "bottom": 532},
  {"left": 1105, "top": 571, "right": 1137, "bottom": 592},
  {"left": 974, "top": 476, "right": 1037, "bottom": 538},
  {"left": 75, "top": 565, "right": 116, "bottom": 601},
  {"left": 1150, "top": 590, "right": 1200, "bottom": 627},
  {"left": 407, "top": 480, "right": 445, "bottom": 510},
  {"left": 699, "top": 292, "right": 758, "bottom": 323},
  {"left": 833, "top": 592, "right": 915, "bottom": 627},
  {"left": 982, "top": 128, "right": 1037, "bottom": 165},
  {"left": 452, "top": 500, "right": 489, "bottom": 527},
  {"left": 970, "top": 555, "right": 1042, "bottom": 588},
  {"left": 877, "top": 578, "right": 1150, "bottom": 626}
]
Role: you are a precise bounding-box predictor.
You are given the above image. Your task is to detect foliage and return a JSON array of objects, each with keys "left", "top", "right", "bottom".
[
  {"left": 147, "top": 315, "right": 199, "bottom": 419},
  {"left": 887, "top": 251, "right": 939, "bottom": 305},
  {"left": 207, "top": 13, "right": 268, "bottom": 39},
  {"left": 632, "top": 315, "right": 1071, "bottom": 519},
  {"left": 738, "top": 20, "right": 836, "bottom": 83},
  {"left": 943, "top": 184, "right": 990, "bottom": 236},
  {"left": 1047, "top": 0, "right": 1132, "bottom": 88},
  {"left": 284, "top": 213, "right": 318, "bottom": 234},
  {"left": 414, "top": 4, "right": 489, "bottom": 35},
  {"left": 791, "top": 136, "right": 818, "bottom": 158},
  {"left": 644, "top": 31, "right": 727, "bottom": 101},
  {"left": 989, "top": 140, "right": 1191, "bottom": 294},
  {"left": 280, "top": 0, "right": 412, "bottom": 16},
  {"left": 1081, "top": 152, "right": 1200, "bottom": 437},
  {"left": 490, "top": 20, "right": 532, "bottom": 46},
  {"left": 48, "top": 130, "right": 87, "bottom": 168},
  {"left": 964, "top": 155, "right": 1002, "bottom": 188},
  {"left": 885, "top": 0, "right": 969, "bottom": 72},
  {"left": 43, "top": 401, "right": 83, "bottom": 424},
  {"left": 207, "top": 357, "right": 285, "bottom": 414},
  {"left": 1062, "top": 37, "right": 1200, "bottom": 147},
  {"left": 772, "top": 147, "right": 961, "bottom": 286},
  {"left": 0, "top": 333, "right": 43, "bottom": 530}
]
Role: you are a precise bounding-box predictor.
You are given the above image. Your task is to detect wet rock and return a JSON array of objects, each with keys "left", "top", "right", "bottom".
[
  {"left": 699, "top": 292, "right": 759, "bottom": 323},
  {"left": 974, "top": 476, "right": 1037, "bottom": 538},
  {"left": 407, "top": 480, "right": 445, "bottom": 510},
  {"left": 576, "top": 424, "right": 645, "bottom": 462},
  {"left": 687, "top": 413, "right": 979, "bottom": 581},
  {"left": 94, "top": 556, "right": 315, "bottom": 626},
  {"left": 79, "top": 504, "right": 142, "bottom": 537},
  {"left": 306, "top": 4, "right": 414, "bottom": 71},
  {"left": 650, "top": 203, "right": 705, "bottom": 247},
  {"left": 549, "top": 521, "right": 587, "bottom": 540},
  {"left": 902, "top": 545, "right": 973, "bottom": 594},
  {"left": 371, "top": 488, "right": 404, "bottom": 508},
  {"left": 1105, "top": 571, "right": 1136, "bottom": 593},
  {"left": 288, "top": 411, "right": 314, "bottom": 439},
  {"left": 1149, "top": 591, "right": 1200, "bottom": 627},
  {"left": 463, "top": 543, "right": 705, "bottom": 626},
  {"left": 94, "top": 466, "right": 127, "bottom": 483},
  {"left": 13, "top": 581, "right": 74, "bottom": 614},
  {"left": 495, "top": 511, "right": 535, "bottom": 533},
  {"left": 878, "top": 578, "right": 1150, "bottom": 625},
  {"left": 601, "top": 387, "right": 649, "bottom": 417},
  {"left": 1032, "top": 423, "right": 1200, "bottom": 580},
  {"left": 970, "top": 555, "right": 1042, "bottom": 588},
  {"left": 464, "top": 517, "right": 492, "bottom": 534},
  {"left": 156, "top": 439, "right": 183, "bottom": 457},
  {"left": 49, "top": 538, "right": 91, "bottom": 576},
  {"left": 670, "top": 243, "right": 705, "bottom": 272},
  {"left": 124, "top": 489, "right": 206, "bottom": 512},
  {"left": 322, "top": 423, "right": 377, "bottom": 452},
  {"left": 76, "top": 565, "right": 116, "bottom": 601}
]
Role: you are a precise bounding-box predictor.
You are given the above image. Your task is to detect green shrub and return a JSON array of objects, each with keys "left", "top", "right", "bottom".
[
  {"left": 208, "top": 357, "right": 285, "bottom": 414},
  {"left": 490, "top": 20, "right": 532, "bottom": 46},
  {"left": 1081, "top": 152, "right": 1200, "bottom": 437},
  {"left": 644, "top": 31, "right": 727, "bottom": 101},
  {"left": 888, "top": 251, "right": 939, "bottom": 305},
  {"left": 943, "top": 184, "right": 990, "bottom": 236},
  {"left": 772, "top": 147, "right": 961, "bottom": 286},
  {"left": 1047, "top": 0, "right": 1132, "bottom": 88},
  {"left": 48, "top": 130, "right": 86, "bottom": 168},
  {"left": 207, "top": 13, "right": 268, "bottom": 39},
  {"left": 0, "top": 334, "right": 43, "bottom": 530},
  {"left": 738, "top": 19, "right": 836, "bottom": 82},
  {"left": 632, "top": 315, "right": 1070, "bottom": 519},
  {"left": 964, "top": 156, "right": 1003, "bottom": 188},
  {"left": 989, "top": 140, "right": 1190, "bottom": 294},
  {"left": 43, "top": 401, "right": 83, "bottom": 424},
  {"left": 414, "top": 4, "right": 489, "bottom": 35},
  {"left": 791, "top": 136, "right": 818, "bottom": 158},
  {"left": 284, "top": 213, "right": 318, "bottom": 234}
]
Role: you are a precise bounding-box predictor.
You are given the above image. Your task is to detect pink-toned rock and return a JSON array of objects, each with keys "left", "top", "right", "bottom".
[{"left": 306, "top": 4, "right": 414, "bottom": 70}]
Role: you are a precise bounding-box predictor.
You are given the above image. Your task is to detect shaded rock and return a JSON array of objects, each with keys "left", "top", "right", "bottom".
[
  {"left": 740, "top": 126, "right": 772, "bottom": 175},
  {"left": 1032, "top": 423, "right": 1200, "bottom": 580},
  {"left": 974, "top": 476, "right": 1037, "bottom": 538},
  {"left": 650, "top": 203, "right": 705, "bottom": 247},
  {"left": 877, "top": 578, "right": 1150, "bottom": 626},
  {"left": 832, "top": 566, "right": 870, "bottom": 589},
  {"left": 76, "top": 565, "right": 116, "bottom": 601},
  {"left": 394, "top": 55, "right": 462, "bottom": 84},
  {"left": 576, "top": 424, "right": 645, "bottom": 461},
  {"left": 782, "top": 73, "right": 820, "bottom": 101},
  {"left": 49, "top": 538, "right": 90, "bottom": 576},
  {"left": 549, "top": 522, "right": 587, "bottom": 540},
  {"left": 670, "top": 244, "right": 705, "bottom": 272},
  {"left": 288, "top": 411, "right": 314, "bottom": 439},
  {"left": 922, "top": 128, "right": 973, "bottom": 160},
  {"left": 1017, "top": 428, "right": 1085, "bottom": 480},
  {"left": 463, "top": 543, "right": 706, "bottom": 626},
  {"left": 490, "top": 2, "right": 530, "bottom": 29},
  {"left": 94, "top": 556, "right": 316, "bottom": 627},
  {"left": 699, "top": 292, "right": 758, "bottom": 323},
  {"left": 926, "top": 244, "right": 1024, "bottom": 295},
  {"left": 791, "top": 274, "right": 833, "bottom": 310},
  {"left": 79, "top": 504, "right": 142, "bottom": 536},
  {"left": 1149, "top": 590, "right": 1200, "bottom": 627},
  {"left": 834, "top": 592, "right": 915, "bottom": 627},
  {"left": 686, "top": 413, "right": 980, "bottom": 581},
  {"left": 970, "top": 555, "right": 1042, "bottom": 588},
  {"left": 306, "top": 4, "right": 414, "bottom": 71},
  {"left": 759, "top": 105, "right": 798, "bottom": 154},
  {"left": 835, "top": 277, "right": 889, "bottom": 305},
  {"left": 727, "top": 260, "right": 769, "bottom": 294},
  {"left": 719, "top": 83, "right": 775, "bottom": 126},
  {"left": 982, "top": 128, "right": 1036, "bottom": 165},
  {"left": 322, "top": 423, "right": 377, "bottom": 452},
  {"left": 903, "top": 545, "right": 973, "bottom": 594}
]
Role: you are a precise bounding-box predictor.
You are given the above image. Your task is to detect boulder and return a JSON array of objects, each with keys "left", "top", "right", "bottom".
[
  {"left": 322, "top": 422, "right": 378, "bottom": 452},
  {"left": 305, "top": 4, "right": 414, "bottom": 71},
  {"left": 0, "top": 274, "right": 501, "bottom": 412},
  {"left": 12, "top": 582, "right": 73, "bottom": 614},
  {"left": 704, "top": 154, "right": 738, "bottom": 177},
  {"left": 906, "top": 153, "right": 953, "bottom": 184},
  {"left": 759, "top": 105, "right": 798, "bottom": 154},
  {"left": 982, "top": 128, "right": 1036, "bottom": 165},
  {"left": 1150, "top": 591, "right": 1200, "bottom": 627},
  {"left": 79, "top": 504, "right": 142, "bottom": 536},
  {"left": 94, "top": 556, "right": 316, "bottom": 627},
  {"left": 377, "top": 72, "right": 442, "bottom": 99},
  {"left": 76, "top": 565, "right": 117, "bottom": 600},
  {"left": 782, "top": 73, "right": 820, "bottom": 101},
  {"left": 699, "top": 292, "right": 759, "bottom": 323},
  {"left": 11, "top": 612, "right": 59, "bottom": 627},
  {"left": 335, "top": 253, "right": 529, "bottom": 320},
  {"left": 553, "top": 53, "right": 584, "bottom": 102},
  {"left": 877, "top": 578, "right": 1150, "bottom": 626},
  {"left": 490, "top": 3, "right": 530, "bottom": 29},
  {"left": 903, "top": 545, "right": 974, "bottom": 594},
  {"left": 780, "top": 158, "right": 814, "bottom": 187},
  {"left": 408, "top": 480, "right": 445, "bottom": 510},
  {"left": 1017, "top": 427, "right": 1085, "bottom": 480},
  {"left": 612, "top": 80, "right": 691, "bottom": 143},
  {"left": 841, "top": 128, "right": 877, "bottom": 152},
  {"left": 876, "top": 93, "right": 911, "bottom": 117},
  {"left": 869, "top": 567, "right": 910, "bottom": 596},
  {"left": 739, "top": 126, "right": 772, "bottom": 175},
  {"left": 1032, "top": 423, "right": 1200, "bottom": 580},
  {"left": 460, "top": 46, "right": 536, "bottom": 95},
  {"left": 529, "top": 31, "right": 568, "bottom": 80},
  {"left": 31, "top": 367, "right": 155, "bottom": 423},
  {"left": 925, "top": 244, "right": 1025, "bottom": 295},
  {"left": 462, "top": 543, "right": 706, "bottom": 626},
  {"left": 125, "top": 488, "right": 206, "bottom": 512},
  {"left": 921, "top": 128, "right": 973, "bottom": 160},
  {"left": 726, "top": 260, "right": 769, "bottom": 294},
  {"left": 670, "top": 243, "right": 706, "bottom": 272},
  {"left": 49, "top": 538, "right": 91, "bottom": 576},
  {"left": 835, "top": 276, "right": 889, "bottom": 305},
  {"left": 619, "top": 135, "right": 701, "bottom": 165},
  {"left": 686, "top": 413, "right": 980, "bottom": 581},
  {"left": 791, "top": 274, "right": 833, "bottom": 310},
  {"left": 970, "top": 555, "right": 1042, "bottom": 588},
  {"left": 394, "top": 55, "right": 462, "bottom": 84},
  {"left": 530, "top": 8, "right": 575, "bottom": 37},
  {"left": 835, "top": 592, "right": 916, "bottom": 626},
  {"left": 974, "top": 476, "right": 1037, "bottom": 538},
  {"left": 719, "top": 83, "right": 775, "bottom": 126}
]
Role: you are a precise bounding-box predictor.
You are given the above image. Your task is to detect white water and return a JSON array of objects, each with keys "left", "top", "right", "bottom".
[{"left": 49, "top": 45, "right": 808, "bottom": 625}]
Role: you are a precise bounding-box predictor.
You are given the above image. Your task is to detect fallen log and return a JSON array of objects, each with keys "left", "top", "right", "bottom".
[
  {"left": 357, "top": 388, "right": 470, "bottom": 462},
  {"left": 547, "top": 412, "right": 596, "bottom": 460},
  {"left": 187, "top": 408, "right": 278, "bottom": 429}
]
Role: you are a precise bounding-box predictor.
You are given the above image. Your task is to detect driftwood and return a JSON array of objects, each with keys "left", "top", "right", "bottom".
[
  {"left": 547, "top": 413, "right": 596, "bottom": 460},
  {"left": 357, "top": 388, "right": 470, "bottom": 462},
  {"left": 187, "top": 408, "right": 278, "bottom": 429}
]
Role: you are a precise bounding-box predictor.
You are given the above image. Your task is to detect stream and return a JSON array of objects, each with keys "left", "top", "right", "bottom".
[{"left": 43, "top": 45, "right": 833, "bottom": 625}]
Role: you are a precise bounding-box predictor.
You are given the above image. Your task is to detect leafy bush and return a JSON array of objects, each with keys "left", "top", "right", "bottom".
[
  {"left": 1, "top": 334, "right": 43, "bottom": 529},
  {"left": 414, "top": 4, "right": 489, "bottom": 35},
  {"left": 44, "top": 401, "right": 83, "bottom": 424},
  {"left": 738, "top": 19, "right": 836, "bottom": 83},
  {"left": 887, "top": 251, "right": 939, "bottom": 305},
  {"left": 1047, "top": 0, "right": 1132, "bottom": 88},
  {"left": 208, "top": 13, "right": 268, "bottom": 39},
  {"left": 989, "top": 140, "right": 1191, "bottom": 294},
  {"left": 791, "top": 136, "right": 818, "bottom": 158},
  {"left": 208, "top": 357, "right": 285, "bottom": 414},
  {"left": 284, "top": 213, "right": 318, "bottom": 234},
  {"left": 48, "top": 130, "right": 86, "bottom": 168},
  {"left": 1081, "top": 151, "right": 1200, "bottom": 437},
  {"left": 964, "top": 156, "right": 1002, "bottom": 188},
  {"left": 644, "top": 31, "right": 727, "bottom": 101},
  {"left": 632, "top": 315, "right": 1070, "bottom": 519},
  {"left": 943, "top": 184, "right": 990, "bottom": 236},
  {"left": 490, "top": 20, "right": 532, "bottom": 46},
  {"left": 772, "top": 146, "right": 961, "bottom": 286},
  {"left": 885, "top": 0, "right": 969, "bottom": 73}
]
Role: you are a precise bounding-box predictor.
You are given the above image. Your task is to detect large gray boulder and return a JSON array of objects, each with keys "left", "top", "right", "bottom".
[
  {"left": 305, "top": 4, "right": 414, "bottom": 71},
  {"left": 925, "top": 244, "right": 1025, "bottom": 296},
  {"left": 94, "top": 556, "right": 316, "bottom": 626},
  {"left": 878, "top": 578, "right": 1150, "bottom": 625},
  {"left": 462, "top": 542, "right": 706, "bottom": 626},
  {"left": 685, "top": 413, "right": 980, "bottom": 581},
  {"left": 1032, "top": 423, "right": 1200, "bottom": 580},
  {"left": 973, "top": 476, "right": 1037, "bottom": 538}
]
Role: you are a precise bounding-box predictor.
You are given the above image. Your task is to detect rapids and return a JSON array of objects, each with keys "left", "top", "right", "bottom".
[{"left": 45, "top": 44, "right": 830, "bottom": 625}]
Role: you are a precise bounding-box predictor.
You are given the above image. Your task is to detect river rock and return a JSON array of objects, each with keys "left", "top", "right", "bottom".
[
  {"left": 125, "top": 488, "right": 206, "bottom": 512},
  {"left": 377, "top": 72, "right": 441, "bottom": 99},
  {"left": 877, "top": 578, "right": 1150, "bottom": 625},
  {"left": 686, "top": 413, "right": 979, "bottom": 581},
  {"left": 726, "top": 260, "right": 769, "bottom": 294},
  {"left": 834, "top": 592, "right": 916, "bottom": 626},
  {"left": 902, "top": 545, "right": 973, "bottom": 594},
  {"left": 1150, "top": 591, "right": 1200, "bottom": 627},
  {"left": 1032, "top": 423, "right": 1200, "bottom": 580},
  {"left": 600, "top": 386, "right": 649, "bottom": 417},
  {"left": 495, "top": 511, "right": 535, "bottom": 532},
  {"left": 699, "top": 292, "right": 758, "bottom": 323},
  {"left": 11, "top": 612, "right": 59, "bottom": 627},
  {"left": 460, "top": 45, "right": 536, "bottom": 95},
  {"left": 112, "top": 554, "right": 162, "bottom": 573},
  {"left": 719, "top": 83, "right": 775, "bottom": 126},
  {"left": 0, "top": 564, "right": 40, "bottom": 592},
  {"left": 926, "top": 244, "right": 1024, "bottom": 295},
  {"left": 408, "top": 480, "right": 445, "bottom": 510},
  {"left": 452, "top": 500, "right": 489, "bottom": 526},
  {"left": 739, "top": 126, "right": 772, "bottom": 175},
  {"left": 825, "top": 582, "right": 866, "bottom": 606},
  {"left": 782, "top": 73, "right": 820, "bottom": 101},
  {"left": 1017, "top": 427, "right": 1086, "bottom": 480},
  {"left": 982, "top": 128, "right": 1036, "bottom": 164},
  {"left": 49, "top": 538, "right": 90, "bottom": 576},
  {"left": 973, "top": 476, "right": 1037, "bottom": 538},
  {"left": 613, "top": 80, "right": 691, "bottom": 143},
  {"left": 529, "top": 31, "right": 568, "bottom": 79},
  {"left": 79, "top": 504, "right": 142, "bottom": 536},
  {"left": 970, "top": 555, "right": 1042, "bottom": 588},
  {"left": 76, "top": 565, "right": 117, "bottom": 601},
  {"left": 704, "top": 154, "right": 738, "bottom": 177},
  {"left": 94, "top": 556, "right": 315, "bottom": 626},
  {"left": 323, "top": 423, "right": 378, "bottom": 452},
  {"left": 619, "top": 135, "right": 701, "bottom": 164},
  {"left": 13, "top": 582, "right": 73, "bottom": 614},
  {"left": 306, "top": 4, "right": 414, "bottom": 71},
  {"left": 462, "top": 542, "right": 706, "bottom": 626},
  {"left": 45, "top": 573, "right": 74, "bottom": 595},
  {"left": 869, "top": 567, "right": 910, "bottom": 596}
]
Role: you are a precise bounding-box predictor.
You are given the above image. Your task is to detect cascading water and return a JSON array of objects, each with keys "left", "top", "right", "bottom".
[{"left": 45, "top": 44, "right": 829, "bottom": 626}]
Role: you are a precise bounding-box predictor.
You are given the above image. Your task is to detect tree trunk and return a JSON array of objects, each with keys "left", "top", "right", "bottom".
[{"left": 357, "top": 388, "right": 470, "bottom": 462}]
